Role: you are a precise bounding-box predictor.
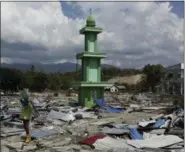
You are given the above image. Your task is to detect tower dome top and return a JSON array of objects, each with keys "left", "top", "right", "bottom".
[{"left": 86, "top": 9, "right": 95, "bottom": 27}]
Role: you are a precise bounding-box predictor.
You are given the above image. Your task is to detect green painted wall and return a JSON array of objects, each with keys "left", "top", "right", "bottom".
[
  {"left": 82, "top": 59, "right": 89, "bottom": 82},
  {"left": 88, "top": 58, "right": 99, "bottom": 82},
  {"left": 82, "top": 58, "right": 101, "bottom": 82},
  {"left": 85, "top": 33, "right": 98, "bottom": 52},
  {"left": 79, "top": 87, "right": 104, "bottom": 107},
  {"left": 85, "top": 33, "right": 96, "bottom": 53}
]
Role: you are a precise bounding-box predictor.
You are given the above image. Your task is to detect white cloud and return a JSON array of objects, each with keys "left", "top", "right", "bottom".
[
  {"left": 1, "top": 1, "right": 184, "bottom": 68},
  {"left": 2, "top": 2, "right": 83, "bottom": 48}
]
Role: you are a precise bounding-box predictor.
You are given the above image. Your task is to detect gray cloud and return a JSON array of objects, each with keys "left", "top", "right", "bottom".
[
  {"left": 1, "top": 40, "right": 47, "bottom": 52},
  {"left": 1, "top": 39, "right": 83, "bottom": 63}
]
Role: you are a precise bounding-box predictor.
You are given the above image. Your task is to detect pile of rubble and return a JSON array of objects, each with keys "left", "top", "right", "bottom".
[{"left": 0, "top": 93, "right": 184, "bottom": 152}]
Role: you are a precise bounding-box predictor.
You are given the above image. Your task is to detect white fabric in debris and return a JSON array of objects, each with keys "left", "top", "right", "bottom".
[
  {"left": 138, "top": 120, "right": 156, "bottom": 127},
  {"left": 142, "top": 106, "right": 166, "bottom": 110},
  {"left": 130, "top": 104, "right": 140, "bottom": 108},
  {"left": 93, "top": 136, "right": 135, "bottom": 151},
  {"left": 127, "top": 135, "right": 183, "bottom": 149},
  {"left": 47, "top": 110, "right": 75, "bottom": 122}
]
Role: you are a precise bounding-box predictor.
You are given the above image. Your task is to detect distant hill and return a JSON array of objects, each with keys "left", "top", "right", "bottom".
[
  {"left": 1, "top": 62, "right": 116, "bottom": 73},
  {"left": 108, "top": 74, "right": 144, "bottom": 85}
]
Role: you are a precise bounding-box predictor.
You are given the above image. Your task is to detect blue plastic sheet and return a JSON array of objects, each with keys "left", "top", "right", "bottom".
[
  {"left": 129, "top": 127, "right": 143, "bottom": 140},
  {"left": 95, "top": 98, "right": 125, "bottom": 113},
  {"left": 153, "top": 119, "right": 166, "bottom": 128}
]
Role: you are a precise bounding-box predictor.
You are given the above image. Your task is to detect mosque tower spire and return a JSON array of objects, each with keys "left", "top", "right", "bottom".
[{"left": 73, "top": 11, "right": 112, "bottom": 107}]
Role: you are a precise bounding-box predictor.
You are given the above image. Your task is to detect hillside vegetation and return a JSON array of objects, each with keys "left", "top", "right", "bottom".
[{"left": 0, "top": 64, "right": 165, "bottom": 93}]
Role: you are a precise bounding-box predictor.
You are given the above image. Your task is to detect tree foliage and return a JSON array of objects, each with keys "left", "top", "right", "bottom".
[
  {"left": 0, "top": 68, "right": 25, "bottom": 93},
  {"left": 1, "top": 64, "right": 161, "bottom": 93},
  {"left": 142, "top": 64, "right": 165, "bottom": 92},
  {"left": 0, "top": 66, "right": 82, "bottom": 93}
]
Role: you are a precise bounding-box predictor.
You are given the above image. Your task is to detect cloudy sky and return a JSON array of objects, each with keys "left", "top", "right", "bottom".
[{"left": 1, "top": 1, "right": 184, "bottom": 68}]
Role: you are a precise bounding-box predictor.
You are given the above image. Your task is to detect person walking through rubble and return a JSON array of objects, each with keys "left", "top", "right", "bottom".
[{"left": 19, "top": 87, "right": 33, "bottom": 143}]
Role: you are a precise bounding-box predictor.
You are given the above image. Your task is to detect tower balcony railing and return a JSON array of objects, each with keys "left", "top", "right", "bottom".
[
  {"left": 73, "top": 81, "right": 113, "bottom": 87},
  {"left": 76, "top": 52, "right": 106, "bottom": 59}
]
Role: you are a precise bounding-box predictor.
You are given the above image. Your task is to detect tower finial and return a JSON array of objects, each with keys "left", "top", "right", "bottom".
[{"left": 89, "top": 8, "right": 92, "bottom": 15}]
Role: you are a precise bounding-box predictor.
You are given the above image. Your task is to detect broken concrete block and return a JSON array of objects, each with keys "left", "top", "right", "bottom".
[
  {"left": 67, "top": 144, "right": 81, "bottom": 151},
  {"left": 74, "top": 113, "right": 83, "bottom": 119},
  {"left": 80, "top": 150, "right": 93, "bottom": 152},
  {"left": 1, "top": 128, "right": 25, "bottom": 137},
  {"left": 52, "top": 147, "right": 69, "bottom": 152},
  {"left": 6, "top": 135, "right": 22, "bottom": 143},
  {"left": 21, "top": 129, "right": 58, "bottom": 139},
  {"left": 47, "top": 110, "right": 75, "bottom": 122},
  {"left": 1, "top": 146, "right": 10, "bottom": 152},
  {"left": 90, "top": 120, "right": 114, "bottom": 126},
  {"left": 51, "top": 120, "right": 65, "bottom": 126},
  {"left": 127, "top": 135, "right": 183, "bottom": 149},
  {"left": 3, "top": 121, "right": 23, "bottom": 128},
  {"left": 93, "top": 136, "right": 135, "bottom": 151},
  {"left": 81, "top": 144, "right": 93, "bottom": 150},
  {"left": 7, "top": 142, "right": 23, "bottom": 150},
  {"left": 1, "top": 140, "right": 9, "bottom": 146},
  {"left": 51, "top": 139, "right": 72, "bottom": 147},
  {"left": 100, "top": 127, "right": 130, "bottom": 135},
  {"left": 23, "top": 145, "right": 37, "bottom": 151}
]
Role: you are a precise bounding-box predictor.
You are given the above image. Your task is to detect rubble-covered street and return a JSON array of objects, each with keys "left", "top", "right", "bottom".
[{"left": 1, "top": 92, "right": 184, "bottom": 152}]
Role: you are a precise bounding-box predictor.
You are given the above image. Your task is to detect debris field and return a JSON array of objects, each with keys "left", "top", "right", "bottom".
[{"left": 1, "top": 92, "right": 184, "bottom": 152}]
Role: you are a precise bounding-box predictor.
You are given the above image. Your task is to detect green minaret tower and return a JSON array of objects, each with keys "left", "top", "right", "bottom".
[{"left": 74, "top": 12, "right": 112, "bottom": 108}]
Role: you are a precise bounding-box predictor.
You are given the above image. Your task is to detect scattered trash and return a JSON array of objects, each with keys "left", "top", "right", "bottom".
[
  {"left": 93, "top": 136, "right": 135, "bottom": 151},
  {"left": 47, "top": 110, "right": 75, "bottom": 122},
  {"left": 129, "top": 127, "right": 143, "bottom": 140},
  {"left": 127, "top": 135, "right": 183, "bottom": 149},
  {"left": 100, "top": 127, "right": 130, "bottom": 135},
  {"left": 21, "top": 129, "right": 58, "bottom": 139},
  {"left": 1, "top": 92, "right": 184, "bottom": 151},
  {"left": 138, "top": 120, "right": 156, "bottom": 127},
  {"left": 79, "top": 135, "right": 106, "bottom": 146},
  {"left": 95, "top": 98, "right": 125, "bottom": 113}
]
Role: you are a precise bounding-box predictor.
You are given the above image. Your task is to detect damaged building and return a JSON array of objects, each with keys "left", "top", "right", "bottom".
[
  {"left": 161, "top": 63, "right": 184, "bottom": 95},
  {"left": 105, "top": 84, "right": 126, "bottom": 93}
]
